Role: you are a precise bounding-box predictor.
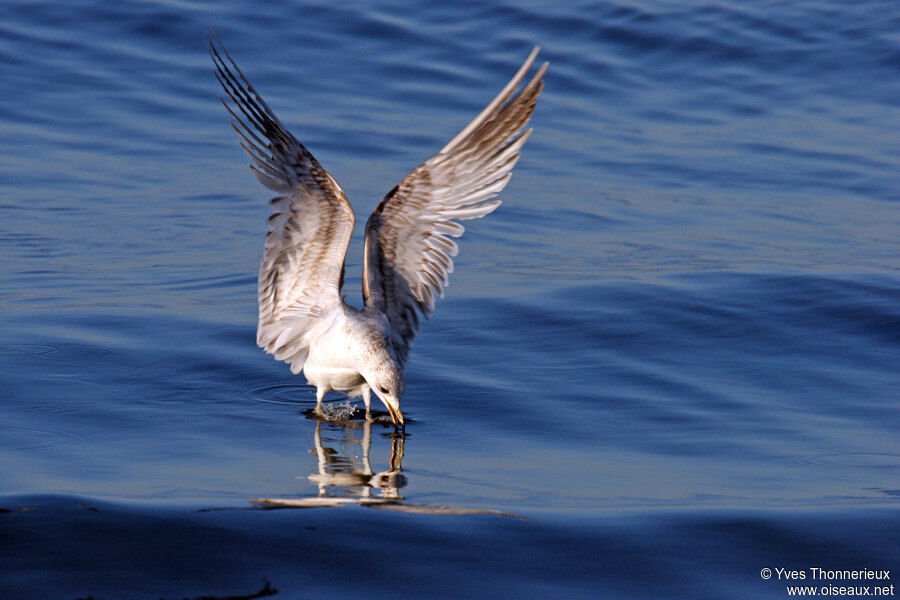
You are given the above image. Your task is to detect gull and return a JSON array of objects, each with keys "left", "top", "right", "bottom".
[{"left": 210, "top": 37, "right": 546, "bottom": 427}]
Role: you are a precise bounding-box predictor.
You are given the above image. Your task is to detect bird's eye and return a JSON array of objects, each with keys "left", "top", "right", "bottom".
[{"left": 380, "top": 386, "right": 390, "bottom": 394}]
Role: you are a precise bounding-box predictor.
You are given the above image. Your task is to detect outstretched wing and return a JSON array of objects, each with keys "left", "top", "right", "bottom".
[
  {"left": 363, "top": 48, "right": 546, "bottom": 365},
  {"left": 210, "top": 36, "right": 355, "bottom": 373}
]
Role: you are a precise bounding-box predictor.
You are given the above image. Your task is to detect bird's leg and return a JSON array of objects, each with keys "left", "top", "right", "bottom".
[
  {"left": 362, "top": 385, "right": 372, "bottom": 421},
  {"left": 315, "top": 387, "right": 325, "bottom": 417}
]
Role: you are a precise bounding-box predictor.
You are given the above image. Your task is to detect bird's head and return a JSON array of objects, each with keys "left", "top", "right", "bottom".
[{"left": 363, "top": 348, "right": 405, "bottom": 427}]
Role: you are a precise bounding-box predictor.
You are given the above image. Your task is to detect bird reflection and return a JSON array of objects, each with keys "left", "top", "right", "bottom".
[
  {"left": 307, "top": 418, "right": 407, "bottom": 501},
  {"left": 250, "top": 413, "right": 521, "bottom": 517}
]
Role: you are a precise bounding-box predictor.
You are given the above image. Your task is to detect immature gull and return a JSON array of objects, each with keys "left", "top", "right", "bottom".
[{"left": 210, "top": 38, "right": 546, "bottom": 427}]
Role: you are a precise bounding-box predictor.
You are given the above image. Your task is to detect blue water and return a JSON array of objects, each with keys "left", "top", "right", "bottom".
[{"left": 2, "top": 1, "right": 898, "bottom": 598}]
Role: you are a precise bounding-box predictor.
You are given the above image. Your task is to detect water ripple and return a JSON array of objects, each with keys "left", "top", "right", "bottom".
[
  {"left": 0, "top": 343, "right": 118, "bottom": 362},
  {"left": 799, "top": 454, "right": 900, "bottom": 470},
  {"left": 243, "top": 382, "right": 316, "bottom": 408},
  {"left": 0, "top": 424, "right": 87, "bottom": 451}
]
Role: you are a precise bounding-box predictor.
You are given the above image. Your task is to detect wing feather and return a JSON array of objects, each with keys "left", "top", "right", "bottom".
[
  {"left": 363, "top": 48, "right": 546, "bottom": 365},
  {"left": 210, "top": 36, "right": 355, "bottom": 373}
]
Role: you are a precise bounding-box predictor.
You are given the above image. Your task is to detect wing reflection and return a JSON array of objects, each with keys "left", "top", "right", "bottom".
[{"left": 250, "top": 417, "right": 521, "bottom": 518}]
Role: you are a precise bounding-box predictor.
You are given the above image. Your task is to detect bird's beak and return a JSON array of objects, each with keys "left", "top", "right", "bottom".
[
  {"left": 372, "top": 388, "right": 405, "bottom": 428},
  {"left": 387, "top": 403, "right": 405, "bottom": 427}
]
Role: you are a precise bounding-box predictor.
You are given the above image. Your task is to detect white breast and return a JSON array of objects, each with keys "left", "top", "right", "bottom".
[{"left": 302, "top": 307, "right": 367, "bottom": 394}]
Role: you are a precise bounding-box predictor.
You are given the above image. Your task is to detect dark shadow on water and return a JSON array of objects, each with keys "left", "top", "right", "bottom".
[
  {"left": 75, "top": 580, "right": 279, "bottom": 600},
  {"left": 300, "top": 403, "right": 404, "bottom": 426}
]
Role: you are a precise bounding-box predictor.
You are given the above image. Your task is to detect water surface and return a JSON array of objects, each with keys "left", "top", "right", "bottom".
[{"left": 1, "top": 1, "right": 898, "bottom": 598}]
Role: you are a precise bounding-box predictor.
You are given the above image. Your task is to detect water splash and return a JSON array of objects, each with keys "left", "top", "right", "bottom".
[{"left": 321, "top": 400, "right": 357, "bottom": 421}]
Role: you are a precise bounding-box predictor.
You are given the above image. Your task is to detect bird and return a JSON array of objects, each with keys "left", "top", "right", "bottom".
[{"left": 209, "top": 37, "right": 546, "bottom": 427}]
